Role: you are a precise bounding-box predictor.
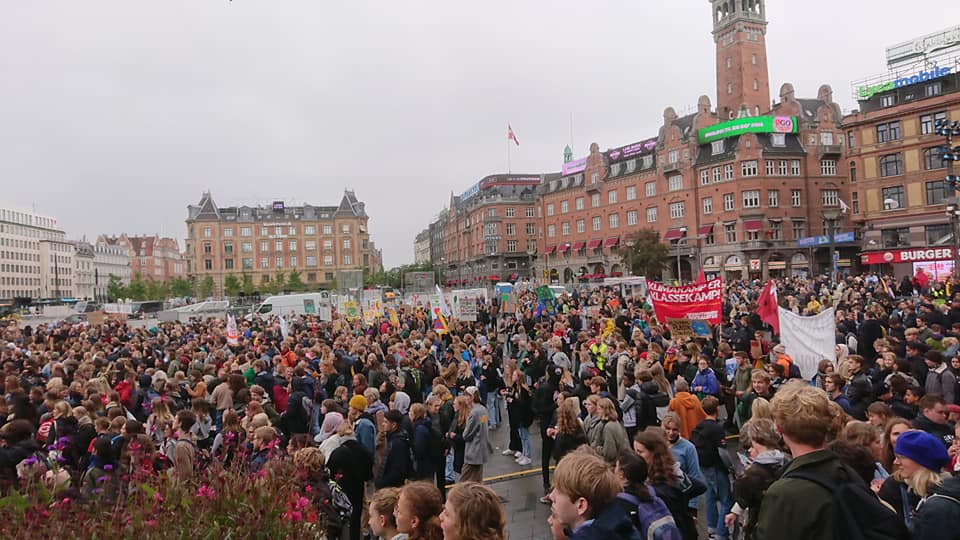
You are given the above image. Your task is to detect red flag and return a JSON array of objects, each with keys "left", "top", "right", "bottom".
[
  {"left": 507, "top": 124, "right": 520, "bottom": 146},
  {"left": 756, "top": 280, "right": 780, "bottom": 335},
  {"left": 694, "top": 269, "right": 706, "bottom": 285}
]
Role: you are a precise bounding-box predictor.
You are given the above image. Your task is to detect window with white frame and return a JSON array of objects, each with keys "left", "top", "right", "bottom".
[
  {"left": 506, "top": 223, "right": 516, "bottom": 236},
  {"left": 575, "top": 197, "right": 584, "bottom": 210},
  {"left": 276, "top": 256, "right": 284, "bottom": 268},
  {"left": 645, "top": 182, "right": 656, "bottom": 197},
  {"left": 822, "top": 189, "right": 839, "bottom": 207},
  {"left": 592, "top": 216, "right": 601, "bottom": 231},
  {"left": 724, "top": 164, "right": 734, "bottom": 180},
  {"left": 223, "top": 228, "right": 233, "bottom": 237},
  {"left": 668, "top": 175, "right": 683, "bottom": 191},
  {"left": 260, "top": 241, "right": 268, "bottom": 252},
  {"left": 820, "top": 159, "right": 837, "bottom": 176},
  {"left": 723, "top": 193, "right": 735, "bottom": 211},
  {"left": 203, "top": 227, "right": 211, "bottom": 238},
  {"left": 560, "top": 201, "right": 568, "bottom": 213},
  {"left": 700, "top": 170, "right": 709, "bottom": 185},
  {"left": 791, "top": 160, "right": 801, "bottom": 176},
  {"left": 323, "top": 225, "right": 333, "bottom": 235},
  {"left": 526, "top": 223, "right": 536, "bottom": 235},
  {"left": 668, "top": 149, "right": 679, "bottom": 163},
  {"left": 792, "top": 221, "right": 805, "bottom": 240},
  {"left": 525, "top": 207, "right": 535, "bottom": 218},
  {"left": 242, "top": 242, "right": 253, "bottom": 253},
  {"left": 609, "top": 214, "right": 619, "bottom": 228},
  {"left": 711, "top": 140, "right": 724, "bottom": 155},
  {"left": 591, "top": 194, "right": 600, "bottom": 207},
  {"left": 742, "top": 190, "right": 760, "bottom": 208},
  {"left": 791, "top": 189, "right": 802, "bottom": 207},
  {"left": 561, "top": 222, "right": 570, "bottom": 236},
  {"left": 240, "top": 227, "right": 252, "bottom": 237},
  {"left": 627, "top": 210, "right": 638, "bottom": 226},
  {"left": 324, "top": 255, "right": 333, "bottom": 266},
  {"left": 546, "top": 203, "right": 555, "bottom": 216},
  {"left": 643, "top": 155, "right": 653, "bottom": 168},
  {"left": 724, "top": 224, "right": 737, "bottom": 243},
  {"left": 769, "top": 221, "right": 782, "bottom": 240},
  {"left": 344, "top": 254, "right": 352, "bottom": 265},
  {"left": 766, "top": 161, "right": 776, "bottom": 176},
  {"left": 304, "top": 225, "right": 315, "bottom": 235},
  {"left": 260, "top": 258, "right": 269, "bottom": 269},
  {"left": 778, "top": 160, "right": 788, "bottom": 176},
  {"left": 608, "top": 190, "right": 617, "bottom": 204},
  {"left": 341, "top": 224, "right": 350, "bottom": 234},
  {"left": 741, "top": 160, "right": 758, "bottom": 177},
  {"left": 488, "top": 208, "right": 497, "bottom": 217},
  {"left": 577, "top": 219, "right": 585, "bottom": 233},
  {"left": 323, "top": 239, "right": 332, "bottom": 250},
  {"left": 646, "top": 207, "right": 658, "bottom": 222},
  {"left": 306, "top": 256, "right": 317, "bottom": 267},
  {"left": 820, "top": 132, "right": 834, "bottom": 145},
  {"left": 771, "top": 133, "right": 785, "bottom": 147},
  {"left": 304, "top": 240, "right": 316, "bottom": 251},
  {"left": 507, "top": 240, "right": 517, "bottom": 253},
  {"left": 703, "top": 197, "right": 713, "bottom": 215},
  {"left": 768, "top": 190, "right": 779, "bottom": 207},
  {"left": 626, "top": 186, "right": 637, "bottom": 200},
  {"left": 290, "top": 255, "right": 298, "bottom": 267},
  {"left": 591, "top": 172, "right": 599, "bottom": 184},
  {"left": 275, "top": 240, "right": 283, "bottom": 251},
  {"left": 669, "top": 202, "right": 685, "bottom": 219},
  {"left": 504, "top": 207, "right": 515, "bottom": 217}
]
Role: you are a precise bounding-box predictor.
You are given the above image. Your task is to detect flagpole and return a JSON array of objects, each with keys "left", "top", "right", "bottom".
[{"left": 507, "top": 134, "right": 511, "bottom": 173}]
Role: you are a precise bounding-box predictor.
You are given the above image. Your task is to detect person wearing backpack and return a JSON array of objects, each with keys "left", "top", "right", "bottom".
[
  {"left": 690, "top": 396, "right": 734, "bottom": 540},
  {"left": 911, "top": 466, "right": 960, "bottom": 540},
  {"left": 409, "top": 403, "right": 438, "bottom": 481},
  {"left": 549, "top": 450, "right": 641, "bottom": 540},
  {"left": 614, "top": 450, "right": 682, "bottom": 540},
  {"left": 755, "top": 382, "right": 908, "bottom": 540},
  {"left": 327, "top": 422, "right": 374, "bottom": 540},
  {"left": 375, "top": 410, "right": 412, "bottom": 489}
]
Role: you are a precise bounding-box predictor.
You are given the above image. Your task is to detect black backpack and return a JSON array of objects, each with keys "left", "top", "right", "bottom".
[{"left": 783, "top": 463, "right": 908, "bottom": 540}]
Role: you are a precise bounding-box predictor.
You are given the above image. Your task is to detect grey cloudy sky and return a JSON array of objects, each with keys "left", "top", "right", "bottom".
[{"left": 0, "top": 0, "right": 952, "bottom": 268}]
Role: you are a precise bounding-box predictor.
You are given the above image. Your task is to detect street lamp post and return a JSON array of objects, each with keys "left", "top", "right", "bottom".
[
  {"left": 526, "top": 247, "right": 536, "bottom": 284},
  {"left": 625, "top": 239, "right": 636, "bottom": 276},
  {"left": 937, "top": 119, "right": 960, "bottom": 277},
  {"left": 675, "top": 228, "right": 687, "bottom": 284},
  {"left": 822, "top": 209, "right": 841, "bottom": 283}
]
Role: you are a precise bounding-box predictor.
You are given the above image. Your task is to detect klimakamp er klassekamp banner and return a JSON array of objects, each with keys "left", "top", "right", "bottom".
[{"left": 648, "top": 278, "right": 723, "bottom": 325}]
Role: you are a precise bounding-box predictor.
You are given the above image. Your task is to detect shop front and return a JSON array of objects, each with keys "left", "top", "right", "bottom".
[{"left": 860, "top": 247, "right": 956, "bottom": 281}]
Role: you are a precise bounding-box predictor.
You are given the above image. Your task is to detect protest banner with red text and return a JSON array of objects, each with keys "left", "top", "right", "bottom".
[{"left": 647, "top": 278, "right": 723, "bottom": 324}]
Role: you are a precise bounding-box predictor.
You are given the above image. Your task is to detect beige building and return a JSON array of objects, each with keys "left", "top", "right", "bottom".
[
  {"left": 99, "top": 234, "right": 185, "bottom": 282},
  {"left": 185, "top": 190, "right": 375, "bottom": 295},
  {"left": 414, "top": 229, "right": 431, "bottom": 265},
  {"left": 39, "top": 238, "right": 75, "bottom": 299},
  {"left": 72, "top": 241, "right": 95, "bottom": 300},
  {"left": 0, "top": 206, "right": 66, "bottom": 300},
  {"left": 92, "top": 239, "right": 132, "bottom": 301}
]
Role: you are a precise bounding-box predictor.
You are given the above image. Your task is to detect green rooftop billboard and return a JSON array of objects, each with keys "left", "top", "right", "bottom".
[{"left": 697, "top": 116, "right": 798, "bottom": 144}]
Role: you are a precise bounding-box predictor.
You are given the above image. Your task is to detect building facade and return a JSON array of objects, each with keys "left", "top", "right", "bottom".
[
  {"left": 184, "top": 190, "right": 375, "bottom": 295},
  {"left": 72, "top": 241, "right": 95, "bottom": 300},
  {"left": 437, "top": 175, "right": 543, "bottom": 286},
  {"left": 39, "top": 239, "right": 75, "bottom": 299},
  {"left": 414, "top": 229, "right": 431, "bottom": 265},
  {"left": 424, "top": 0, "right": 856, "bottom": 284},
  {"left": 100, "top": 234, "right": 185, "bottom": 282},
  {"left": 92, "top": 239, "right": 132, "bottom": 301},
  {"left": 0, "top": 206, "right": 66, "bottom": 301},
  {"left": 845, "top": 25, "right": 960, "bottom": 280}
]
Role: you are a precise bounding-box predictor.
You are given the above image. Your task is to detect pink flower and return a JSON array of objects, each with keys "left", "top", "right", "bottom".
[
  {"left": 284, "top": 510, "right": 303, "bottom": 522},
  {"left": 146, "top": 520, "right": 157, "bottom": 527},
  {"left": 294, "top": 495, "right": 310, "bottom": 511},
  {"left": 196, "top": 485, "right": 216, "bottom": 499},
  {"left": 154, "top": 492, "right": 164, "bottom": 504}
]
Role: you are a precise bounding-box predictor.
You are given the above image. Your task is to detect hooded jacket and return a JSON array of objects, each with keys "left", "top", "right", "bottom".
[
  {"left": 567, "top": 501, "right": 642, "bottom": 540},
  {"left": 668, "top": 392, "right": 707, "bottom": 440}
]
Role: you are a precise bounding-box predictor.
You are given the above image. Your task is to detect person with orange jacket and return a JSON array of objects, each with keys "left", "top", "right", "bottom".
[{"left": 668, "top": 378, "right": 707, "bottom": 440}]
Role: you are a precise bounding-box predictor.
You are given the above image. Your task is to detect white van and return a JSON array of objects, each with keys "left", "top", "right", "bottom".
[{"left": 252, "top": 293, "right": 332, "bottom": 321}]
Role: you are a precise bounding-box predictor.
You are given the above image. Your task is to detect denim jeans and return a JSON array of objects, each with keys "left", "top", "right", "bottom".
[
  {"left": 703, "top": 466, "right": 734, "bottom": 539},
  {"left": 486, "top": 393, "right": 501, "bottom": 428},
  {"left": 517, "top": 425, "right": 532, "bottom": 459},
  {"left": 445, "top": 452, "right": 455, "bottom": 481},
  {"left": 310, "top": 404, "right": 321, "bottom": 437}
]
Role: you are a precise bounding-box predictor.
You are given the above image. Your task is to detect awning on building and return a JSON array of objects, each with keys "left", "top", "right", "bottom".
[
  {"left": 604, "top": 237, "right": 620, "bottom": 248},
  {"left": 696, "top": 224, "right": 714, "bottom": 237},
  {"left": 744, "top": 220, "right": 763, "bottom": 232},
  {"left": 571, "top": 241, "right": 586, "bottom": 251},
  {"left": 662, "top": 228, "right": 686, "bottom": 241},
  {"left": 557, "top": 243, "right": 570, "bottom": 253},
  {"left": 586, "top": 239, "right": 603, "bottom": 249},
  {"left": 544, "top": 245, "right": 556, "bottom": 255}
]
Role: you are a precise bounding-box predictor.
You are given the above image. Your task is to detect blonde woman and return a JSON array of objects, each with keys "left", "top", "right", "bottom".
[
  {"left": 594, "top": 397, "right": 630, "bottom": 463},
  {"left": 878, "top": 430, "right": 950, "bottom": 528}
]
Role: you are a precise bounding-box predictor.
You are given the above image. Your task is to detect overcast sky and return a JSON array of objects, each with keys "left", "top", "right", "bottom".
[{"left": 0, "top": 1, "right": 952, "bottom": 268}]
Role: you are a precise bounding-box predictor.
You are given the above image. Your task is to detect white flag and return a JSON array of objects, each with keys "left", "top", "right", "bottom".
[
  {"left": 226, "top": 314, "right": 239, "bottom": 345},
  {"left": 838, "top": 199, "right": 850, "bottom": 214},
  {"left": 435, "top": 284, "right": 452, "bottom": 318},
  {"left": 777, "top": 307, "right": 836, "bottom": 378},
  {"left": 278, "top": 315, "right": 289, "bottom": 340}
]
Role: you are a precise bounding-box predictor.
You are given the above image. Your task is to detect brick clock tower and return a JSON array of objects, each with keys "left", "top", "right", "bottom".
[{"left": 711, "top": 0, "right": 771, "bottom": 120}]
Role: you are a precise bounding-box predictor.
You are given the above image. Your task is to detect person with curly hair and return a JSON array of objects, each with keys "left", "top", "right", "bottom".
[
  {"left": 439, "top": 482, "right": 506, "bottom": 540},
  {"left": 633, "top": 429, "right": 704, "bottom": 540},
  {"left": 395, "top": 481, "right": 443, "bottom": 540}
]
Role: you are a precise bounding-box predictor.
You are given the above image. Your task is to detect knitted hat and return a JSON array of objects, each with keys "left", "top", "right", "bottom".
[
  {"left": 348, "top": 394, "right": 367, "bottom": 412},
  {"left": 894, "top": 431, "right": 949, "bottom": 472}
]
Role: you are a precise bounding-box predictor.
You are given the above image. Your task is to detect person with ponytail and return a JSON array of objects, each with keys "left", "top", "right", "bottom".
[
  {"left": 395, "top": 481, "right": 443, "bottom": 540},
  {"left": 439, "top": 482, "right": 506, "bottom": 540}
]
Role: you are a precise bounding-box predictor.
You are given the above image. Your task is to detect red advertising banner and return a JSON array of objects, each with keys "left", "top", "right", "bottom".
[
  {"left": 647, "top": 278, "right": 723, "bottom": 324},
  {"left": 860, "top": 247, "right": 954, "bottom": 265}
]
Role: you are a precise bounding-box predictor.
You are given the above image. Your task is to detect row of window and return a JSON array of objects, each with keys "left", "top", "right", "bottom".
[
  {"left": 874, "top": 83, "right": 943, "bottom": 109},
  {"left": 475, "top": 223, "right": 537, "bottom": 236},
  {"left": 879, "top": 181, "right": 953, "bottom": 210},
  {"left": 881, "top": 225, "right": 953, "bottom": 248},
  {"left": 201, "top": 223, "right": 358, "bottom": 238},
  {"left": 203, "top": 238, "right": 358, "bottom": 254},
  {"left": 205, "top": 254, "right": 356, "bottom": 271},
  {"left": 847, "top": 110, "right": 948, "bottom": 148}
]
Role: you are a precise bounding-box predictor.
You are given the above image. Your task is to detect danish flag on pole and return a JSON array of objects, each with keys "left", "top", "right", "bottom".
[{"left": 507, "top": 124, "right": 520, "bottom": 146}]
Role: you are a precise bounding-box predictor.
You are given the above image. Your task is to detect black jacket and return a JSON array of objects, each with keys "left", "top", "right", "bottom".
[
  {"left": 911, "top": 475, "right": 960, "bottom": 540},
  {"left": 844, "top": 371, "right": 873, "bottom": 420},
  {"left": 376, "top": 429, "right": 411, "bottom": 488}
]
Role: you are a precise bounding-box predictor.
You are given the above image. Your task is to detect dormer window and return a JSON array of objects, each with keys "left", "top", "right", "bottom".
[{"left": 711, "top": 140, "right": 724, "bottom": 155}]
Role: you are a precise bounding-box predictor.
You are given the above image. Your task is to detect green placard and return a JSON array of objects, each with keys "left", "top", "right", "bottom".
[
  {"left": 697, "top": 116, "right": 797, "bottom": 144},
  {"left": 535, "top": 285, "right": 555, "bottom": 301}
]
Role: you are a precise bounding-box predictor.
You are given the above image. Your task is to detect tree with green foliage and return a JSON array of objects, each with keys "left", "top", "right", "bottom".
[
  {"left": 223, "top": 274, "right": 242, "bottom": 298},
  {"left": 143, "top": 279, "right": 169, "bottom": 301},
  {"left": 106, "top": 274, "right": 126, "bottom": 302},
  {"left": 619, "top": 228, "right": 668, "bottom": 279},
  {"left": 273, "top": 271, "right": 287, "bottom": 293},
  {"left": 169, "top": 277, "right": 193, "bottom": 298},
  {"left": 241, "top": 274, "right": 255, "bottom": 296},
  {"left": 198, "top": 276, "right": 215, "bottom": 299},
  {"left": 286, "top": 271, "right": 305, "bottom": 292},
  {"left": 126, "top": 273, "right": 147, "bottom": 301}
]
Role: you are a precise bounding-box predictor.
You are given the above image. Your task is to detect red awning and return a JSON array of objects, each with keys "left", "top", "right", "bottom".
[
  {"left": 586, "top": 239, "right": 602, "bottom": 249},
  {"left": 557, "top": 244, "right": 569, "bottom": 253},
  {"left": 662, "top": 228, "right": 686, "bottom": 241},
  {"left": 571, "top": 241, "right": 585, "bottom": 251},
  {"left": 488, "top": 275, "right": 500, "bottom": 281},
  {"left": 697, "top": 224, "right": 714, "bottom": 237},
  {"left": 744, "top": 220, "right": 763, "bottom": 232},
  {"left": 544, "top": 245, "right": 556, "bottom": 255},
  {"left": 604, "top": 237, "right": 620, "bottom": 247}
]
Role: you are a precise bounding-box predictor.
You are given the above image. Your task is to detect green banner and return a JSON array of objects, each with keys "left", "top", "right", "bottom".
[
  {"left": 535, "top": 285, "right": 555, "bottom": 301},
  {"left": 697, "top": 116, "right": 797, "bottom": 144}
]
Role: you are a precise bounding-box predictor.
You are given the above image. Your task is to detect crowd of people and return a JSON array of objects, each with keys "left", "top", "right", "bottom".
[{"left": 2, "top": 272, "right": 960, "bottom": 539}]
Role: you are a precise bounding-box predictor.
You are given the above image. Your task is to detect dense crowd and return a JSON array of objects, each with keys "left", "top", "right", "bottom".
[{"left": 2, "top": 272, "right": 960, "bottom": 539}]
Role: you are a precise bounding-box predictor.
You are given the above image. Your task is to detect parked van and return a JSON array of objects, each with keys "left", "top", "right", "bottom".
[{"left": 252, "top": 293, "right": 332, "bottom": 321}]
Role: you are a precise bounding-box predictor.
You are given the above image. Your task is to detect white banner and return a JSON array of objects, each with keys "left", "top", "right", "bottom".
[
  {"left": 777, "top": 307, "right": 836, "bottom": 378},
  {"left": 226, "top": 314, "right": 239, "bottom": 345}
]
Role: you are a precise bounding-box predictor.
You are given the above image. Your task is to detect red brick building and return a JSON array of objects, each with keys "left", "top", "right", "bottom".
[{"left": 99, "top": 234, "right": 186, "bottom": 283}]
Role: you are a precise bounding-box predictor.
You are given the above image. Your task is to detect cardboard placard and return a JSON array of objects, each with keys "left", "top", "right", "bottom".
[
  {"left": 665, "top": 318, "right": 694, "bottom": 339},
  {"left": 87, "top": 311, "right": 106, "bottom": 326}
]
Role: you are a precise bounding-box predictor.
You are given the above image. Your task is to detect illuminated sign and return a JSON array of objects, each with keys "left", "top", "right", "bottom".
[
  {"left": 562, "top": 157, "right": 587, "bottom": 176},
  {"left": 607, "top": 138, "right": 657, "bottom": 162},
  {"left": 860, "top": 247, "right": 955, "bottom": 265},
  {"left": 857, "top": 64, "right": 953, "bottom": 100},
  {"left": 697, "top": 116, "right": 797, "bottom": 144},
  {"left": 272, "top": 201, "right": 285, "bottom": 212}
]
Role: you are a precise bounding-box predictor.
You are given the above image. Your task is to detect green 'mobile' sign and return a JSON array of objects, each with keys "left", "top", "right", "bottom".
[{"left": 697, "top": 116, "right": 798, "bottom": 144}]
